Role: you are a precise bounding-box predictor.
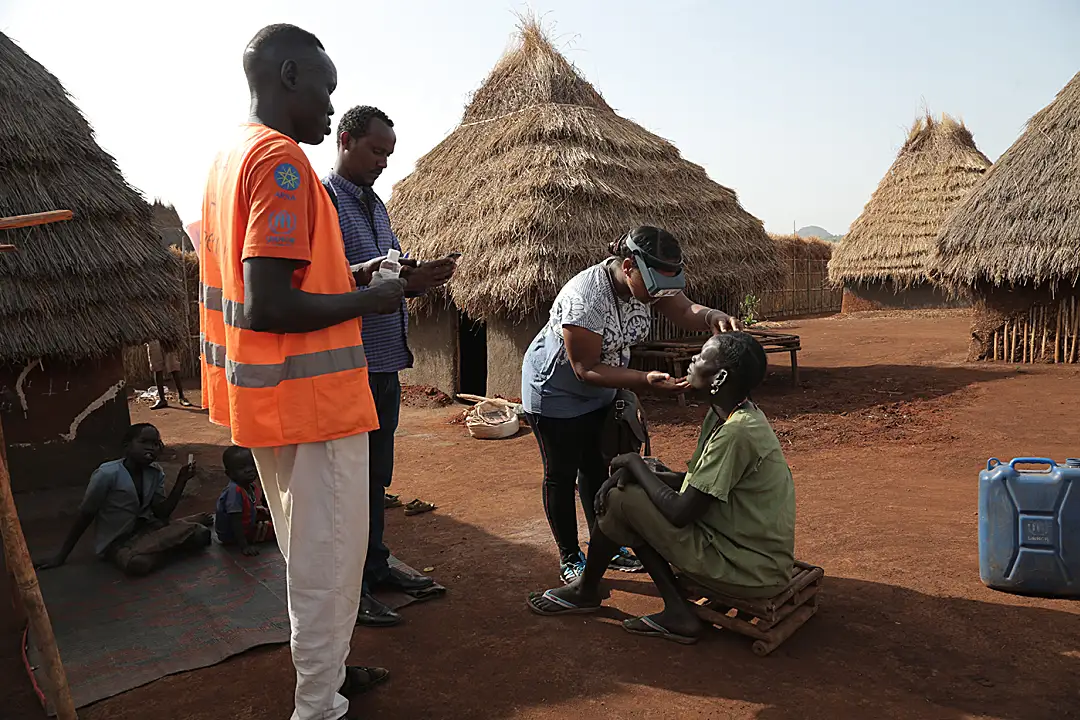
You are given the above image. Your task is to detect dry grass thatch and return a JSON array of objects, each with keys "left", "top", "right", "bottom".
[
  {"left": 151, "top": 200, "right": 191, "bottom": 249},
  {"left": 828, "top": 113, "right": 991, "bottom": 288},
  {"left": 931, "top": 71, "right": 1080, "bottom": 292},
  {"left": 0, "top": 32, "right": 184, "bottom": 363},
  {"left": 387, "top": 18, "right": 782, "bottom": 320},
  {"left": 770, "top": 233, "right": 834, "bottom": 262}
]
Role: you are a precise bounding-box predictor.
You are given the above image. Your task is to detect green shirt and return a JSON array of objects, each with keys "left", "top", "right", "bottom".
[{"left": 681, "top": 404, "right": 795, "bottom": 591}]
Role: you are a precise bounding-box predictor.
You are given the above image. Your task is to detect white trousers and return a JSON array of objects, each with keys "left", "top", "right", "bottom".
[{"left": 252, "top": 432, "right": 370, "bottom": 720}]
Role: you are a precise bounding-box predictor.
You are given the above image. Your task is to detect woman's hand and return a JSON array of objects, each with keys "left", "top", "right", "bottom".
[
  {"left": 705, "top": 309, "right": 743, "bottom": 334},
  {"left": 645, "top": 371, "right": 690, "bottom": 393}
]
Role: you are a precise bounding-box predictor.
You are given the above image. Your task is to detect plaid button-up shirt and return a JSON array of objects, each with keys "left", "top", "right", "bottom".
[{"left": 324, "top": 172, "right": 413, "bottom": 374}]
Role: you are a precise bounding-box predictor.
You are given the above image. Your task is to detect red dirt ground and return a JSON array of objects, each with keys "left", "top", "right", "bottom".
[{"left": 4, "top": 311, "right": 1080, "bottom": 719}]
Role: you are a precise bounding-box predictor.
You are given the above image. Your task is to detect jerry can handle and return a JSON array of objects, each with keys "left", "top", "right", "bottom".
[
  {"left": 986, "top": 458, "right": 1002, "bottom": 470},
  {"left": 1008, "top": 457, "right": 1056, "bottom": 471}
]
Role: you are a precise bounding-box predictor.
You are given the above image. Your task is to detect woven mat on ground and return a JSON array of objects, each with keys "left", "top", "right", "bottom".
[{"left": 24, "top": 545, "right": 445, "bottom": 714}]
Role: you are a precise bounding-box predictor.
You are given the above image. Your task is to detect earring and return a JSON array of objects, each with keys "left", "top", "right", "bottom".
[{"left": 710, "top": 369, "right": 729, "bottom": 394}]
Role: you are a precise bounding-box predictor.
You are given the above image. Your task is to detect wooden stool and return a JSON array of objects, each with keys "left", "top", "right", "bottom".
[{"left": 679, "top": 560, "right": 823, "bottom": 656}]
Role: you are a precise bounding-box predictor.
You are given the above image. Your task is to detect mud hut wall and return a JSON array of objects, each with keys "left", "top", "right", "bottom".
[
  {"left": 1, "top": 350, "right": 131, "bottom": 492},
  {"left": 840, "top": 281, "right": 970, "bottom": 313},
  {"left": 970, "top": 285, "right": 1080, "bottom": 364},
  {"left": 486, "top": 313, "right": 546, "bottom": 400},
  {"left": 401, "top": 304, "right": 459, "bottom": 395}
]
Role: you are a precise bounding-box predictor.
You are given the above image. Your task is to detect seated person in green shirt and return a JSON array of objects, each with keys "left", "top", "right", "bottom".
[
  {"left": 527, "top": 332, "right": 795, "bottom": 644},
  {"left": 35, "top": 423, "right": 212, "bottom": 577}
]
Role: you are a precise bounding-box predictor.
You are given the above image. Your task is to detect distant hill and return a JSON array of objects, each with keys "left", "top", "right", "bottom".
[{"left": 796, "top": 225, "right": 837, "bottom": 240}]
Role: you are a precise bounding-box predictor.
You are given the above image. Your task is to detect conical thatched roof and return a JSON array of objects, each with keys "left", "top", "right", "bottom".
[
  {"left": 932, "top": 72, "right": 1080, "bottom": 292},
  {"left": 0, "top": 32, "right": 184, "bottom": 363},
  {"left": 151, "top": 200, "right": 192, "bottom": 250},
  {"left": 828, "top": 114, "right": 991, "bottom": 288},
  {"left": 388, "top": 20, "right": 781, "bottom": 320}
]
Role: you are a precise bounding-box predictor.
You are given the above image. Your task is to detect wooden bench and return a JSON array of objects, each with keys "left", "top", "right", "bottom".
[
  {"left": 679, "top": 561, "right": 823, "bottom": 656},
  {"left": 631, "top": 329, "right": 802, "bottom": 405}
]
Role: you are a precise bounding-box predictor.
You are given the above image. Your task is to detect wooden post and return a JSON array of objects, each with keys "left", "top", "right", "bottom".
[
  {"left": 1067, "top": 297, "right": 1075, "bottom": 367},
  {"left": 0, "top": 421, "right": 78, "bottom": 719},
  {"left": 1028, "top": 307, "right": 1034, "bottom": 363},
  {"left": 1041, "top": 305, "right": 1048, "bottom": 361},
  {"left": 0, "top": 213, "right": 78, "bottom": 719},
  {"left": 0, "top": 210, "right": 72, "bottom": 231},
  {"left": 804, "top": 257, "right": 811, "bottom": 316},
  {"left": 992, "top": 329, "right": 999, "bottom": 362},
  {"left": 1056, "top": 301, "right": 1063, "bottom": 363}
]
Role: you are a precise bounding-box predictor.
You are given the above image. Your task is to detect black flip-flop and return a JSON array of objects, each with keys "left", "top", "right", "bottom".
[
  {"left": 622, "top": 615, "right": 700, "bottom": 645},
  {"left": 339, "top": 665, "right": 390, "bottom": 696},
  {"left": 526, "top": 589, "right": 602, "bottom": 616}
]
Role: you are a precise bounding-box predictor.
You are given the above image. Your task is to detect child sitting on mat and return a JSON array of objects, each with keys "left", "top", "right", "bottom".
[
  {"left": 527, "top": 332, "right": 795, "bottom": 645},
  {"left": 214, "top": 446, "right": 274, "bottom": 556},
  {"left": 35, "top": 423, "right": 212, "bottom": 576}
]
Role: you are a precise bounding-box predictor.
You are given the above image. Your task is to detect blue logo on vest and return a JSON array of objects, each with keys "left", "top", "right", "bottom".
[
  {"left": 267, "top": 211, "right": 296, "bottom": 245},
  {"left": 268, "top": 211, "right": 296, "bottom": 235},
  {"left": 274, "top": 163, "right": 301, "bottom": 191}
]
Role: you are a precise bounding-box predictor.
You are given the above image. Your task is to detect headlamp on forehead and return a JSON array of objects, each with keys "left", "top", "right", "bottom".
[{"left": 625, "top": 233, "right": 686, "bottom": 298}]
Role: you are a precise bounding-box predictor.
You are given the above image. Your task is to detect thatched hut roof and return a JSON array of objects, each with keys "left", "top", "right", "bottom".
[
  {"left": 931, "top": 72, "right": 1080, "bottom": 292},
  {"left": 770, "top": 233, "right": 834, "bottom": 262},
  {"left": 828, "top": 114, "right": 991, "bottom": 288},
  {"left": 0, "top": 32, "right": 184, "bottom": 363},
  {"left": 387, "top": 20, "right": 781, "bottom": 320},
  {"left": 151, "top": 200, "right": 192, "bottom": 250}
]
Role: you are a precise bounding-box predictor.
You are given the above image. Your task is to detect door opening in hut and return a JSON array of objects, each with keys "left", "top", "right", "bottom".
[{"left": 458, "top": 312, "right": 487, "bottom": 396}]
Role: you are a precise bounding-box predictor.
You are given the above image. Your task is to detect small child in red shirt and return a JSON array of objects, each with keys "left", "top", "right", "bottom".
[{"left": 214, "top": 446, "right": 274, "bottom": 556}]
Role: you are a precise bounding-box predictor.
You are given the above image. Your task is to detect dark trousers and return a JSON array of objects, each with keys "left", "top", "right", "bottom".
[
  {"left": 524, "top": 406, "right": 610, "bottom": 563},
  {"left": 363, "top": 372, "right": 402, "bottom": 590}
]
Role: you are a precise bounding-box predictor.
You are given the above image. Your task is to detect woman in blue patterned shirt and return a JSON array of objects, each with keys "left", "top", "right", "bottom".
[{"left": 521, "top": 226, "right": 742, "bottom": 583}]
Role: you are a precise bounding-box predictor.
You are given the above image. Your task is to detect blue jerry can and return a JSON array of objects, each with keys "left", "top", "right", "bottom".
[{"left": 979, "top": 457, "right": 1080, "bottom": 597}]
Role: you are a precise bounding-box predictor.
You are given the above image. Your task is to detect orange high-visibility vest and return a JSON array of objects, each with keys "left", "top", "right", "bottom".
[{"left": 199, "top": 124, "right": 378, "bottom": 448}]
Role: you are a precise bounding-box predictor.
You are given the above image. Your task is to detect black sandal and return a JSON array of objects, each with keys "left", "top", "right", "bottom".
[{"left": 339, "top": 665, "right": 390, "bottom": 696}]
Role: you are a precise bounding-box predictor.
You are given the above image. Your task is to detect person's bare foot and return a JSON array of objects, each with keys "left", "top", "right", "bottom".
[
  {"left": 627, "top": 606, "right": 704, "bottom": 640},
  {"left": 527, "top": 578, "right": 603, "bottom": 614}
]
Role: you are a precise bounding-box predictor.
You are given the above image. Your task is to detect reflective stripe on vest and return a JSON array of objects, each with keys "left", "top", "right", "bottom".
[
  {"left": 200, "top": 335, "right": 367, "bottom": 389},
  {"left": 200, "top": 284, "right": 250, "bottom": 330}
]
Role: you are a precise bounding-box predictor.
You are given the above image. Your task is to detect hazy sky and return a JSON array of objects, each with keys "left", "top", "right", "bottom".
[{"left": 2, "top": 1, "right": 1077, "bottom": 236}]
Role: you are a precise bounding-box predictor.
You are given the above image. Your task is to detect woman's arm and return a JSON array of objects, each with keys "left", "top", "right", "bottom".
[
  {"left": 614, "top": 454, "right": 712, "bottom": 526},
  {"left": 654, "top": 293, "right": 742, "bottom": 333},
  {"left": 564, "top": 325, "right": 675, "bottom": 392}
]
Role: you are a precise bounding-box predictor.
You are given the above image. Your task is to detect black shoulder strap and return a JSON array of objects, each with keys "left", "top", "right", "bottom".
[{"left": 322, "top": 178, "right": 339, "bottom": 211}]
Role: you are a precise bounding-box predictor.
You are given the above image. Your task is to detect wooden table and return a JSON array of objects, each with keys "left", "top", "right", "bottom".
[{"left": 631, "top": 329, "right": 802, "bottom": 406}]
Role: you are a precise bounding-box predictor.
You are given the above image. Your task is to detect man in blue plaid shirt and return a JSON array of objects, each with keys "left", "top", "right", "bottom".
[{"left": 325, "top": 106, "right": 456, "bottom": 627}]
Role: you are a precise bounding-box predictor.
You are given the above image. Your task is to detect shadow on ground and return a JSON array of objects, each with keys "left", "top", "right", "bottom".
[
  {"left": 646, "top": 363, "right": 1015, "bottom": 428},
  {"left": 7, "top": 508, "right": 1066, "bottom": 720}
]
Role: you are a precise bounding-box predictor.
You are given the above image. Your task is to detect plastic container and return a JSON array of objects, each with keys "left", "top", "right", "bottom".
[
  {"left": 979, "top": 457, "right": 1080, "bottom": 597},
  {"left": 376, "top": 248, "right": 401, "bottom": 280}
]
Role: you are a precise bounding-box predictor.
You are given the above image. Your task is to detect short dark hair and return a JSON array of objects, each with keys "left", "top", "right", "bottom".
[
  {"left": 702, "top": 332, "right": 768, "bottom": 399},
  {"left": 609, "top": 226, "right": 682, "bottom": 264},
  {"left": 122, "top": 423, "right": 158, "bottom": 446},
  {"left": 222, "top": 445, "right": 251, "bottom": 470},
  {"left": 337, "top": 105, "right": 394, "bottom": 146},
  {"left": 243, "top": 24, "right": 324, "bottom": 85}
]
